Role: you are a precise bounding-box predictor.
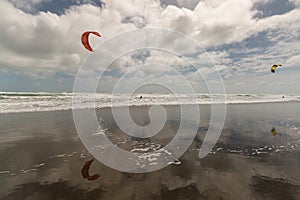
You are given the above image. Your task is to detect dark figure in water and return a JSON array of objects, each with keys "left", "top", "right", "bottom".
[
  {"left": 81, "top": 159, "right": 101, "bottom": 181},
  {"left": 282, "top": 96, "right": 285, "bottom": 98},
  {"left": 140, "top": 96, "right": 143, "bottom": 99}
]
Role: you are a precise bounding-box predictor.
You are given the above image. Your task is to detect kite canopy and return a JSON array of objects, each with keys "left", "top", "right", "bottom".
[
  {"left": 81, "top": 31, "right": 101, "bottom": 52},
  {"left": 271, "top": 64, "right": 282, "bottom": 73}
]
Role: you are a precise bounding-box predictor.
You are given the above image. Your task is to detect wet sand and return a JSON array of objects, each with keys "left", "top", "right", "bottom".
[{"left": 0, "top": 103, "right": 300, "bottom": 200}]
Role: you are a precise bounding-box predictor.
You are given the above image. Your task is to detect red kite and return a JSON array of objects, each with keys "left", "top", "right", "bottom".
[{"left": 81, "top": 31, "right": 101, "bottom": 52}]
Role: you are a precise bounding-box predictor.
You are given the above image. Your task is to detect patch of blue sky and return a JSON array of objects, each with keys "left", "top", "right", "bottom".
[
  {"left": 131, "top": 50, "right": 150, "bottom": 63},
  {"left": 0, "top": 71, "right": 74, "bottom": 92},
  {"left": 253, "top": 0, "right": 296, "bottom": 18},
  {"left": 8, "top": 0, "right": 103, "bottom": 15},
  {"left": 227, "top": 33, "right": 273, "bottom": 61},
  {"left": 101, "top": 70, "right": 122, "bottom": 77}
]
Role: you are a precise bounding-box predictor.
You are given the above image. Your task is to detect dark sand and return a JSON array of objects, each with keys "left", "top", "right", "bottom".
[{"left": 0, "top": 103, "right": 300, "bottom": 200}]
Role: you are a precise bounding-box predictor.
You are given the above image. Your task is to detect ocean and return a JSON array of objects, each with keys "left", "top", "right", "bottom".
[{"left": 0, "top": 92, "right": 299, "bottom": 113}]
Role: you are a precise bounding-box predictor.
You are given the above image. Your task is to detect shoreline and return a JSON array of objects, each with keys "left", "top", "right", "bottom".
[{"left": 1, "top": 101, "right": 299, "bottom": 115}]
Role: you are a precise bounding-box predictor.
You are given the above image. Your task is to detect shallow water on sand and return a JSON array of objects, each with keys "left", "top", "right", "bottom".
[{"left": 0, "top": 103, "right": 300, "bottom": 200}]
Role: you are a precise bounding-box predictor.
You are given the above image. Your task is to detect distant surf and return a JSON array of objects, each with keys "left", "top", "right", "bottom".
[{"left": 0, "top": 92, "right": 299, "bottom": 113}]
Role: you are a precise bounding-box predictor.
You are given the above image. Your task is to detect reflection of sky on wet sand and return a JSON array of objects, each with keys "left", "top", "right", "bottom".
[{"left": 0, "top": 103, "right": 300, "bottom": 199}]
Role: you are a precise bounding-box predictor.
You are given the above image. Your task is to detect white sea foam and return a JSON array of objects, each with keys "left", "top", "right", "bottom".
[
  {"left": 20, "top": 168, "right": 38, "bottom": 173},
  {"left": 32, "top": 163, "right": 45, "bottom": 168},
  {"left": 0, "top": 92, "right": 299, "bottom": 113}
]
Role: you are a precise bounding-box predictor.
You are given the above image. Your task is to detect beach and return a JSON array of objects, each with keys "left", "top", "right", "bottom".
[
  {"left": 0, "top": 103, "right": 300, "bottom": 200},
  {"left": 2, "top": 0, "right": 300, "bottom": 199}
]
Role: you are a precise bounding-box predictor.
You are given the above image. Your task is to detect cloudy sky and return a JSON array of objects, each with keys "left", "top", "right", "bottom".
[{"left": 0, "top": 0, "right": 300, "bottom": 94}]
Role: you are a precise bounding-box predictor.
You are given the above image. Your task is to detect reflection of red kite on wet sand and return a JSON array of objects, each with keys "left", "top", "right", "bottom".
[
  {"left": 81, "top": 31, "right": 101, "bottom": 52},
  {"left": 81, "top": 159, "right": 101, "bottom": 181}
]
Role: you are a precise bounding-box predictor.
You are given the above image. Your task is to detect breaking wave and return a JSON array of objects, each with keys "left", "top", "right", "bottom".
[{"left": 0, "top": 92, "right": 299, "bottom": 113}]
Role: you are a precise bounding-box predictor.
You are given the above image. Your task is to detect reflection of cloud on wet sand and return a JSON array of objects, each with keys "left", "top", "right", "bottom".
[
  {"left": 250, "top": 175, "right": 300, "bottom": 200},
  {"left": 2, "top": 181, "right": 105, "bottom": 200},
  {"left": 1, "top": 104, "right": 300, "bottom": 199}
]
